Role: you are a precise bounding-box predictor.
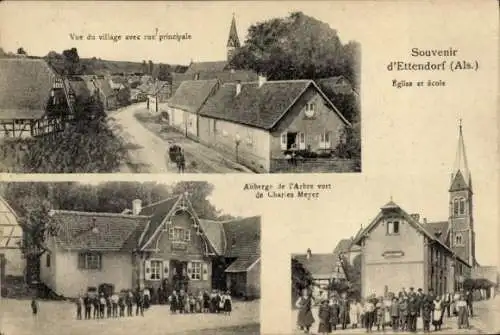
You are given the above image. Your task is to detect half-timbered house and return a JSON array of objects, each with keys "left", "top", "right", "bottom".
[{"left": 0, "top": 58, "right": 73, "bottom": 138}]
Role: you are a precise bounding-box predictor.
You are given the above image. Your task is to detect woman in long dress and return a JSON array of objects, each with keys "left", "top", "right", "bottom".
[
  {"left": 329, "top": 298, "right": 340, "bottom": 331},
  {"left": 349, "top": 299, "right": 360, "bottom": 328},
  {"left": 296, "top": 289, "right": 315, "bottom": 333},
  {"left": 457, "top": 294, "right": 469, "bottom": 329},
  {"left": 317, "top": 300, "right": 331, "bottom": 334},
  {"left": 432, "top": 295, "right": 444, "bottom": 331}
]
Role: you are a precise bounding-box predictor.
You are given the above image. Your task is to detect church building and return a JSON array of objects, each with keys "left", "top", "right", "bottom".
[
  {"left": 351, "top": 123, "right": 495, "bottom": 297},
  {"left": 170, "top": 15, "right": 258, "bottom": 94}
]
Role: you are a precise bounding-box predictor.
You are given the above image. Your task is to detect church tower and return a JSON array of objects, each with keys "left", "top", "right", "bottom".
[
  {"left": 227, "top": 14, "right": 241, "bottom": 61},
  {"left": 448, "top": 121, "right": 476, "bottom": 266}
]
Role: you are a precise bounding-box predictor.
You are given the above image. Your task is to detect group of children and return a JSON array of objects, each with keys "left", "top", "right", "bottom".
[
  {"left": 71, "top": 288, "right": 232, "bottom": 320},
  {"left": 75, "top": 290, "right": 150, "bottom": 320},
  {"left": 168, "top": 289, "right": 232, "bottom": 315},
  {"left": 297, "top": 287, "right": 473, "bottom": 334}
]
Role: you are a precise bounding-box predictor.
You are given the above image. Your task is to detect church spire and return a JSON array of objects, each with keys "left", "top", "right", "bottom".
[
  {"left": 227, "top": 13, "right": 241, "bottom": 48},
  {"left": 450, "top": 119, "right": 470, "bottom": 189}
]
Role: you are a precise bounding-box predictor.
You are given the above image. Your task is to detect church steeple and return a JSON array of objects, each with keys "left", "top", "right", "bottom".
[
  {"left": 227, "top": 13, "right": 241, "bottom": 61},
  {"left": 448, "top": 120, "right": 475, "bottom": 267},
  {"left": 450, "top": 119, "right": 471, "bottom": 191}
]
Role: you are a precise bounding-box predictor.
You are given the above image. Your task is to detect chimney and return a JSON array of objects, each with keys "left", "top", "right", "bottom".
[
  {"left": 410, "top": 213, "right": 420, "bottom": 222},
  {"left": 423, "top": 217, "right": 427, "bottom": 224},
  {"left": 132, "top": 199, "right": 142, "bottom": 215},
  {"left": 258, "top": 75, "right": 267, "bottom": 88},
  {"left": 236, "top": 80, "right": 241, "bottom": 96},
  {"left": 306, "top": 248, "right": 312, "bottom": 259}
]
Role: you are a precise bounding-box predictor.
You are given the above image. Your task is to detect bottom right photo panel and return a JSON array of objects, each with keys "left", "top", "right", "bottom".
[{"left": 289, "top": 132, "right": 498, "bottom": 334}]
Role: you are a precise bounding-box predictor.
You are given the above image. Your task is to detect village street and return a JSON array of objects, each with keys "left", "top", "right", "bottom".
[
  {"left": 109, "top": 103, "right": 253, "bottom": 173},
  {"left": 290, "top": 296, "right": 500, "bottom": 334},
  {"left": 0, "top": 298, "right": 259, "bottom": 335}
]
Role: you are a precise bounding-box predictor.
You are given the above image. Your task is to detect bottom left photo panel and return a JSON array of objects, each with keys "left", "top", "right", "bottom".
[{"left": 0, "top": 180, "right": 260, "bottom": 335}]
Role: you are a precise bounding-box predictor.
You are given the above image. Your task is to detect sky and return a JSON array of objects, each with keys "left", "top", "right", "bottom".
[{"left": 0, "top": 1, "right": 363, "bottom": 65}]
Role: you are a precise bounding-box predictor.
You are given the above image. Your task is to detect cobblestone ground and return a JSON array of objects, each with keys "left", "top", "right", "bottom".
[
  {"left": 291, "top": 297, "right": 499, "bottom": 335},
  {"left": 0, "top": 299, "right": 259, "bottom": 335}
]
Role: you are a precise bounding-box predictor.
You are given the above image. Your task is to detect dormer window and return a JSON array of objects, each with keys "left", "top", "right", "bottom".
[
  {"left": 304, "top": 102, "right": 316, "bottom": 117},
  {"left": 386, "top": 220, "right": 400, "bottom": 235}
]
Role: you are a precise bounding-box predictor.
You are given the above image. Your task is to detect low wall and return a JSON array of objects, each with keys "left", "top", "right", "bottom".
[{"left": 270, "top": 157, "right": 359, "bottom": 173}]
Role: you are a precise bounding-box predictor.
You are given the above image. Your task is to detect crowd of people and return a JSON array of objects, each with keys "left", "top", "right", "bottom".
[
  {"left": 72, "top": 288, "right": 232, "bottom": 320},
  {"left": 295, "top": 287, "right": 475, "bottom": 334}
]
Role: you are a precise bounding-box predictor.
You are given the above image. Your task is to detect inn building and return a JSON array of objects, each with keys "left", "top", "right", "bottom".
[{"left": 40, "top": 192, "right": 261, "bottom": 299}]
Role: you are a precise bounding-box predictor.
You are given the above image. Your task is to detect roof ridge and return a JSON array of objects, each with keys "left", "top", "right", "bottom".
[
  {"left": 140, "top": 195, "right": 180, "bottom": 210},
  {"left": 51, "top": 209, "right": 150, "bottom": 219},
  {"left": 215, "top": 215, "right": 260, "bottom": 223}
]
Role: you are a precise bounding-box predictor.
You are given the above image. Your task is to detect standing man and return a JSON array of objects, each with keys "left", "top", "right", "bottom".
[
  {"left": 444, "top": 291, "right": 451, "bottom": 317},
  {"left": 466, "top": 290, "right": 473, "bottom": 317}
]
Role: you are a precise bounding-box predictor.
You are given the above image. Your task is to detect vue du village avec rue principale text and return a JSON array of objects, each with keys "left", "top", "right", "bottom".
[
  {"left": 243, "top": 183, "right": 333, "bottom": 200},
  {"left": 388, "top": 47, "right": 479, "bottom": 89}
]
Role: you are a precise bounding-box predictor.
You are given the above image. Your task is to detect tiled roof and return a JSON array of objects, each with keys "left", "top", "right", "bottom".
[
  {"left": 199, "top": 219, "right": 226, "bottom": 255},
  {"left": 333, "top": 238, "right": 353, "bottom": 256},
  {"left": 184, "top": 61, "right": 228, "bottom": 75},
  {"left": 138, "top": 196, "right": 180, "bottom": 248},
  {"left": 221, "top": 216, "right": 261, "bottom": 259},
  {"left": 52, "top": 210, "right": 150, "bottom": 252},
  {"left": 0, "top": 58, "right": 57, "bottom": 120},
  {"left": 225, "top": 255, "right": 259, "bottom": 273},
  {"left": 168, "top": 79, "right": 219, "bottom": 114},
  {"left": 424, "top": 221, "right": 449, "bottom": 244},
  {"left": 67, "top": 78, "right": 91, "bottom": 101},
  {"left": 317, "top": 76, "right": 354, "bottom": 95},
  {"left": 171, "top": 70, "right": 258, "bottom": 94},
  {"left": 292, "top": 253, "right": 338, "bottom": 278},
  {"left": 199, "top": 80, "right": 311, "bottom": 130},
  {"left": 94, "top": 78, "right": 115, "bottom": 97}
]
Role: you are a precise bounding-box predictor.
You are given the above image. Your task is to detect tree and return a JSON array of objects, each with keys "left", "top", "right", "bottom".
[
  {"left": 157, "top": 64, "right": 172, "bottom": 82},
  {"left": 341, "top": 253, "right": 362, "bottom": 299},
  {"left": 291, "top": 257, "right": 313, "bottom": 300},
  {"left": 333, "top": 122, "right": 361, "bottom": 171},
  {"left": 116, "top": 87, "right": 131, "bottom": 107},
  {"left": 18, "top": 97, "right": 127, "bottom": 173},
  {"left": 229, "top": 11, "right": 358, "bottom": 82},
  {"left": 62, "top": 47, "right": 81, "bottom": 75},
  {"left": 171, "top": 181, "right": 224, "bottom": 220},
  {"left": 17, "top": 47, "right": 27, "bottom": 55}
]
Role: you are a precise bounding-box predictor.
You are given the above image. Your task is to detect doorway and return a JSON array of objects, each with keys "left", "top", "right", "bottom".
[
  {"left": 211, "top": 257, "right": 229, "bottom": 291},
  {"left": 287, "top": 132, "right": 297, "bottom": 150},
  {"left": 171, "top": 260, "right": 189, "bottom": 292}
]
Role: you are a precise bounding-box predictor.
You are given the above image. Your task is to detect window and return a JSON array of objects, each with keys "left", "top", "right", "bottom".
[
  {"left": 319, "top": 131, "right": 332, "bottom": 149},
  {"left": 213, "top": 120, "right": 217, "bottom": 134},
  {"left": 387, "top": 221, "right": 400, "bottom": 235},
  {"left": 455, "top": 234, "right": 463, "bottom": 246},
  {"left": 280, "top": 132, "right": 287, "bottom": 150},
  {"left": 46, "top": 254, "right": 51, "bottom": 268},
  {"left": 169, "top": 227, "right": 191, "bottom": 242},
  {"left": 190, "top": 261, "right": 202, "bottom": 280},
  {"left": 194, "top": 73, "right": 200, "bottom": 80},
  {"left": 150, "top": 260, "right": 162, "bottom": 280},
  {"left": 298, "top": 132, "right": 306, "bottom": 149},
  {"left": 304, "top": 103, "right": 316, "bottom": 117},
  {"left": 78, "top": 252, "right": 102, "bottom": 270},
  {"left": 453, "top": 199, "right": 459, "bottom": 215},
  {"left": 459, "top": 198, "right": 465, "bottom": 215}
]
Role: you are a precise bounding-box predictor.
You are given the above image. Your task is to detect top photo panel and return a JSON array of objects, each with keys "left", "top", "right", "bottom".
[{"left": 0, "top": 1, "right": 361, "bottom": 174}]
